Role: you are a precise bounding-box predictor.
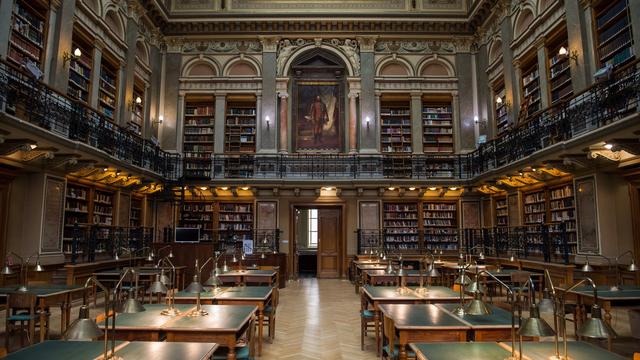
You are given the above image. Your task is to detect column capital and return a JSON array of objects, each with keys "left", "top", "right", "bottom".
[
  {"left": 178, "top": 91, "right": 186, "bottom": 98},
  {"left": 94, "top": 39, "right": 106, "bottom": 51},
  {"left": 259, "top": 36, "right": 280, "bottom": 52},
  {"left": 50, "top": 0, "right": 62, "bottom": 9},
  {"left": 451, "top": 90, "right": 459, "bottom": 98},
  {"left": 532, "top": 37, "right": 546, "bottom": 50},
  {"left": 410, "top": 92, "right": 422, "bottom": 99},
  {"left": 579, "top": 0, "right": 593, "bottom": 7},
  {"left": 512, "top": 59, "right": 522, "bottom": 69},
  {"left": 214, "top": 91, "right": 227, "bottom": 97},
  {"left": 355, "top": 36, "right": 378, "bottom": 52},
  {"left": 348, "top": 91, "right": 360, "bottom": 98},
  {"left": 278, "top": 92, "right": 289, "bottom": 98}
]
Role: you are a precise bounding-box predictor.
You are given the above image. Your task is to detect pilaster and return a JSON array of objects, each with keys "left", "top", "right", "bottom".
[
  {"left": 0, "top": 0, "right": 15, "bottom": 60},
  {"left": 410, "top": 92, "right": 423, "bottom": 154},
  {"left": 120, "top": 16, "right": 139, "bottom": 127},
  {"left": 89, "top": 41, "right": 104, "bottom": 109},
  {"left": 534, "top": 39, "right": 550, "bottom": 109},
  {"left": 357, "top": 36, "right": 378, "bottom": 154},
  {"left": 176, "top": 92, "right": 186, "bottom": 154},
  {"left": 214, "top": 93, "right": 227, "bottom": 154},
  {"left": 452, "top": 91, "right": 461, "bottom": 153},
  {"left": 48, "top": 0, "right": 76, "bottom": 91},
  {"left": 500, "top": 15, "right": 519, "bottom": 122},
  {"left": 258, "top": 36, "right": 279, "bottom": 154},
  {"left": 565, "top": 0, "right": 592, "bottom": 91}
]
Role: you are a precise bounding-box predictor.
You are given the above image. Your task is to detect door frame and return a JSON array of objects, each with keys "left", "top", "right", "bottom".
[{"left": 290, "top": 203, "right": 346, "bottom": 279}]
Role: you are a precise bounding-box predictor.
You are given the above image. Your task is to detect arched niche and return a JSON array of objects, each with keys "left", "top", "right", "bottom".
[
  {"left": 488, "top": 39, "right": 503, "bottom": 64},
  {"left": 181, "top": 58, "right": 219, "bottom": 77},
  {"left": 417, "top": 57, "right": 455, "bottom": 77},
  {"left": 84, "top": 0, "right": 101, "bottom": 16},
  {"left": 289, "top": 49, "right": 346, "bottom": 153},
  {"left": 136, "top": 41, "right": 149, "bottom": 65},
  {"left": 514, "top": 8, "right": 535, "bottom": 39},
  {"left": 538, "top": 0, "right": 554, "bottom": 13},
  {"left": 282, "top": 44, "right": 355, "bottom": 77},
  {"left": 104, "top": 9, "right": 124, "bottom": 40},
  {"left": 376, "top": 57, "right": 413, "bottom": 77},
  {"left": 223, "top": 57, "right": 260, "bottom": 77}
]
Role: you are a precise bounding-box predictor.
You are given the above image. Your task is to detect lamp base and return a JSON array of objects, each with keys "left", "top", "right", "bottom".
[
  {"left": 452, "top": 306, "right": 466, "bottom": 316},
  {"left": 609, "top": 285, "right": 622, "bottom": 292},
  {"left": 415, "top": 287, "right": 428, "bottom": 295},
  {"left": 160, "top": 307, "right": 181, "bottom": 316},
  {"left": 15, "top": 285, "right": 28, "bottom": 292},
  {"left": 187, "top": 309, "right": 209, "bottom": 317},
  {"left": 395, "top": 286, "right": 412, "bottom": 295}
]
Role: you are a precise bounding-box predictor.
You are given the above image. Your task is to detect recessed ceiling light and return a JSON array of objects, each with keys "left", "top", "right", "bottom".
[
  {"left": 449, "top": 187, "right": 458, "bottom": 191},
  {"left": 604, "top": 143, "right": 613, "bottom": 150},
  {"left": 200, "top": 186, "right": 208, "bottom": 191},
  {"left": 115, "top": 171, "right": 121, "bottom": 176},
  {"left": 103, "top": 167, "right": 108, "bottom": 172},
  {"left": 408, "top": 187, "right": 416, "bottom": 191},
  {"left": 220, "top": 187, "right": 228, "bottom": 191},
  {"left": 323, "top": 186, "right": 334, "bottom": 191},
  {"left": 388, "top": 187, "right": 395, "bottom": 191},
  {"left": 532, "top": 168, "right": 537, "bottom": 172},
  {"left": 241, "top": 186, "right": 250, "bottom": 191},
  {"left": 428, "top": 187, "right": 437, "bottom": 191}
]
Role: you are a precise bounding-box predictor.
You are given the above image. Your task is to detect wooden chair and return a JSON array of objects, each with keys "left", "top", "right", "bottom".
[
  {"left": 261, "top": 286, "right": 279, "bottom": 343},
  {"left": 95, "top": 310, "right": 115, "bottom": 324},
  {"left": 510, "top": 270, "right": 532, "bottom": 309},
  {"left": 370, "top": 275, "right": 398, "bottom": 287},
  {"left": 214, "top": 318, "right": 255, "bottom": 360},
  {"left": 5, "top": 292, "right": 49, "bottom": 351},
  {"left": 359, "top": 287, "right": 375, "bottom": 350}
]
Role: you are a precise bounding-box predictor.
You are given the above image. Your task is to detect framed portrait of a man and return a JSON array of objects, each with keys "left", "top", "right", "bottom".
[{"left": 294, "top": 81, "right": 343, "bottom": 152}]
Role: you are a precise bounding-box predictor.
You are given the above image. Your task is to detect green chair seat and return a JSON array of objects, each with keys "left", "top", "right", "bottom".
[
  {"left": 383, "top": 344, "right": 415, "bottom": 359},
  {"left": 212, "top": 345, "right": 252, "bottom": 360},
  {"left": 7, "top": 314, "right": 35, "bottom": 322},
  {"left": 362, "top": 309, "right": 374, "bottom": 318}
]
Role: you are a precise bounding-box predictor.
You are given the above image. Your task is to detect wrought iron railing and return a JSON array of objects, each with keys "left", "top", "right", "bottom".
[
  {"left": 0, "top": 59, "right": 181, "bottom": 180},
  {"left": 67, "top": 224, "right": 154, "bottom": 264},
  {"left": 1, "top": 58, "right": 638, "bottom": 182}
]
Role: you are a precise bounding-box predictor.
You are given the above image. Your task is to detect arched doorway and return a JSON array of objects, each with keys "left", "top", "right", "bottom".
[{"left": 289, "top": 49, "right": 347, "bottom": 153}]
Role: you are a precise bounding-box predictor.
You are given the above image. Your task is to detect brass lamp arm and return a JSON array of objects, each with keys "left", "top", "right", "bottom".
[
  {"left": 563, "top": 276, "right": 598, "bottom": 302},
  {"left": 478, "top": 269, "right": 514, "bottom": 296},
  {"left": 83, "top": 276, "right": 116, "bottom": 360},
  {"left": 616, "top": 250, "right": 635, "bottom": 264},
  {"left": 199, "top": 257, "right": 213, "bottom": 274},
  {"left": 479, "top": 269, "right": 516, "bottom": 359}
]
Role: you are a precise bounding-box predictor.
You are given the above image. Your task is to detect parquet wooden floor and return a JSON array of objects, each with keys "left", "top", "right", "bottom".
[{"left": 260, "top": 278, "right": 378, "bottom": 360}]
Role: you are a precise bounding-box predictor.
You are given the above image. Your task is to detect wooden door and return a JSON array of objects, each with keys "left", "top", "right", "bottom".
[{"left": 317, "top": 208, "right": 341, "bottom": 278}]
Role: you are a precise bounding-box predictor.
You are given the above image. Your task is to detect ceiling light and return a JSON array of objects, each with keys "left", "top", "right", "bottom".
[
  {"left": 408, "top": 187, "right": 416, "bottom": 191},
  {"left": 103, "top": 167, "right": 108, "bottom": 172},
  {"left": 29, "top": 144, "right": 37, "bottom": 150},
  {"left": 604, "top": 143, "right": 613, "bottom": 150},
  {"left": 428, "top": 187, "right": 437, "bottom": 191},
  {"left": 115, "top": 171, "right": 121, "bottom": 176},
  {"left": 532, "top": 168, "right": 537, "bottom": 172},
  {"left": 322, "top": 186, "right": 333, "bottom": 191},
  {"left": 241, "top": 186, "right": 250, "bottom": 191},
  {"left": 200, "top": 186, "right": 208, "bottom": 191},
  {"left": 388, "top": 187, "right": 395, "bottom": 191},
  {"left": 219, "top": 187, "right": 228, "bottom": 191},
  {"left": 449, "top": 187, "right": 458, "bottom": 191}
]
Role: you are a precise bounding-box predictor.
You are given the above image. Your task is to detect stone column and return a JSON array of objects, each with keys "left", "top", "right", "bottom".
[
  {"left": 410, "top": 92, "right": 423, "bottom": 154},
  {"left": 565, "top": 0, "right": 592, "bottom": 91},
  {"left": 500, "top": 9, "right": 520, "bottom": 121},
  {"left": 116, "top": 62, "right": 127, "bottom": 125},
  {"left": 628, "top": 0, "right": 640, "bottom": 62},
  {"left": 176, "top": 92, "right": 185, "bottom": 153},
  {"left": 356, "top": 36, "right": 378, "bottom": 153},
  {"left": 258, "top": 36, "right": 279, "bottom": 153},
  {"left": 214, "top": 93, "right": 227, "bottom": 154},
  {"left": 374, "top": 92, "right": 381, "bottom": 152},
  {"left": 89, "top": 42, "right": 104, "bottom": 109},
  {"left": 255, "top": 92, "right": 263, "bottom": 151},
  {"left": 513, "top": 60, "right": 523, "bottom": 123},
  {"left": 535, "top": 39, "right": 550, "bottom": 109},
  {"left": 452, "top": 91, "right": 461, "bottom": 153},
  {"left": 278, "top": 92, "right": 289, "bottom": 153},
  {"left": 48, "top": 0, "right": 76, "bottom": 91},
  {"left": 0, "top": 0, "right": 13, "bottom": 59},
  {"left": 120, "top": 11, "right": 139, "bottom": 126},
  {"left": 143, "top": 83, "right": 151, "bottom": 138},
  {"left": 348, "top": 90, "right": 359, "bottom": 153}
]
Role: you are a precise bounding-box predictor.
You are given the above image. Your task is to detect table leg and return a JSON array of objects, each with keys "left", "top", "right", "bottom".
[
  {"left": 38, "top": 299, "right": 45, "bottom": 343},
  {"left": 603, "top": 300, "right": 613, "bottom": 351},
  {"left": 227, "top": 339, "right": 237, "bottom": 360},
  {"left": 399, "top": 342, "right": 407, "bottom": 360},
  {"left": 60, "top": 303, "right": 65, "bottom": 335},
  {"left": 374, "top": 309, "right": 380, "bottom": 356},
  {"left": 258, "top": 309, "right": 264, "bottom": 355}
]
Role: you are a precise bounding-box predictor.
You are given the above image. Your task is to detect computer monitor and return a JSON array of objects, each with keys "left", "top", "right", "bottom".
[{"left": 175, "top": 227, "right": 200, "bottom": 243}]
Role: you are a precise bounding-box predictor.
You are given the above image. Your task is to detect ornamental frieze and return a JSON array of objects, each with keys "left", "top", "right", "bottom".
[
  {"left": 165, "top": 39, "right": 263, "bottom": 54},
  {"left": 276, "top": 38, "right": 360, "bottom": 76},
  {"left": 374, "top": 40, "right": 456, "bottom": 54}
]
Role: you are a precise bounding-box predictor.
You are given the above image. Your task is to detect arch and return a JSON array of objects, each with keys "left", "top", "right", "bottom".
[
  {"left": 538, "top": 0, "right": 555, "bottom": 13},
  {"left": 513, "top": 8, "right": 535, "bottom": 39},
  {"left": 282, "top": 44, "right": 355, "bottom": 77},
  {"left": 488, "top": 39, "right": 503, "bottom": 64},
  {"left": 135, "top": 40, "right": 149, "bottom": 66},
  {"left": 103, "top": 8, "right": 124, "bottom": 40},
  {"left": 223, "top": 56, "right": 261, "bottom": 77},
  {"left": 376, "top": 56, "right": 414, "bottom": 77},
  {"left": 181, "top": 57, "right": 220, "bottom": 77},
  {"left": 416, "top": 56, "right": 456, "bottom": 77},
  {"left": 84, "top": 0, "right": 101, "bottom": 16}
]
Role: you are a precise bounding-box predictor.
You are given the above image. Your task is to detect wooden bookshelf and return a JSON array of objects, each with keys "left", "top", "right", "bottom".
[
  {"left": 423, "top": 201, "right": 458, "bottom": 251},
  {"left": 548, "top": 183, "right": 577, "bottom": 255},
  {"left": 218, "top": 202, "right": 254, "bottom": 241},
  {"left": 548, "top": 40, "right": 573, "bottom": 105},
  {"left": 225, "top": 98, "right": 256, "bottom": 153},
  {"left": 98, "top": 56, "right": 118, "bottom": 121},
  {"left": 422, "top": 98, "right": 454, "bottom": 153},
  {"left": 8, "top": 0, "right": 48, "bottom": 71},
  {"left": 92, "top": 189, "right": 114, "bottom": 226},
  {"left": 383, "top": 202, "right": 419, "bottom": 251},
  {"left": 521, "top": 59, "right": 541, "bottom": 117},
  {"left": 130, "top": 197, "right": 142, "bottom": 228},
  {"left": 63, "top": 183, "right": 90, "bottom": 253},
  {"left": 494, "top": 84, "right": 509, "bottom": 137},
  {"left": 523, "top": 189, "right": 546, "bottom": 255},
  {"left": 183, "top": 95, "right": 215, "bottom": 179},
  {"left": 595, "top": 0, "right": 634, "bottom": 69},
  {"left": 67, "top": 34, "right": 92, "bottom": 104},
  {"left": 128, "top": 81, "right": 144, "bottom": 136},
  {"left": 179, "top": 201, "right": 214, "bottom": 242},
  {"left": 380, "top": 99, "right": 412, "bottom": 154},
  {"left": 495, "top": 196, "right": 508, "bottom": 227}
]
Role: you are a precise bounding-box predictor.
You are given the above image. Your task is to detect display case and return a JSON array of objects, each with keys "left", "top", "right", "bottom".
[
  {"left": 382, "top": 202, "right": 419, "bottom": 251},
  {"left": 423, "top": 201, "right": 458, "bottom": 251}
]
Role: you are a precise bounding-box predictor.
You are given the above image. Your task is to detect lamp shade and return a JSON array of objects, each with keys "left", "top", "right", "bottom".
[
  {"left": 538, "top": 288, "right": 555, "bottom": 313},
  {"left": 518, "top": 304, "right": 555, "bottom": 337},
  {"left": 426, "top": 265, "right": 440, "bottom": 277},
  {"left": 576, "top": 305, "right": 617, "bottom": 339},
  {"left": 204, "top": 271, "right": 223, "bottom": 287},
  {"left": 464, "top": 292, "right": 492, "bottom": 315},
  {"left": 159, "top": 271, "right": 171, "bottom": 286},
  {"left": 454, "top": 274, "right": 472, "bottom": 285},
  {"left": 478, "top": 252, "right": 486, "bottom": 260},
  {"left": 465, "top": 279, "right": 486, "bottom": 294},
  {"left": 34, "top": 260, "right": 44, "bottom": 272},
  {"left": 627, "top": 260, "right": 639, "bottom": 272},
  {"left": 63, "top": 305, "right": 103, "bottom": 341},
  {"left": 119, "top": 288, "right": 146, "bottom": 313},
  {"left": 185, "top": 275, "right": 204, "bottom": 293},
  {"left": 1, "top": 264, "right": 13, "bottom": 275},
  {"left": 148, "top": 274, "right": 168, "bottom": 294},
  {"left": 581, "top": 257, "right": 594, "bottom": 272}
]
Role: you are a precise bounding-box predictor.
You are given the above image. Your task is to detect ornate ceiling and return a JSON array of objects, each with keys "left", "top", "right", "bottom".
[{"left": 139, "top": 0, "right": 497, "bottom": 36}]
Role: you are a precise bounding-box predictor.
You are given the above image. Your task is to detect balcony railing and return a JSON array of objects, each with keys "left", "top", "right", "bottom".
[
  {"left": 1, "top": 57, "right": 638, "bottom": 183},
  {"left": 0, "top": 59, "right": 181, "bottom": 180}
]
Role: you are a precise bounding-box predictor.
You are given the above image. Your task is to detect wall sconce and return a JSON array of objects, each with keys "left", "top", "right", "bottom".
[
  {"left": 63, "top": 47, "right": 82, "bottom": 66},
  {"left": 473, "top": 116, "right": 479, "bottom": 124},
  {"left": 558, "top": 46, "right": 578, "bottom": 64},
  {"left": 152, "top": 115, "right": 163, "bottom": 125},
  {"left": 129, "top": 96, "right": 142, "bottom": 111},
  {"left": 365, "top": 116, "right": 371, "bottom": 129},
  {"left": 265, "top": 115, "right": 270, "bottom": 130}
]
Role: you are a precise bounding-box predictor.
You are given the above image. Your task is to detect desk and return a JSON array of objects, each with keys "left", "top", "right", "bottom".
[
  {"left": 410, "top": 342, "right": 513, "bottom": 360},
  {"left": 0, "top": 285, "right": 84, "bottom": 343},
  {"left": 217, "top": 270, "right": 278, "bottom": 287},
  {"left": 174, "top": 286, "right": 273, "bottom": 355},
  {"left": 380, "top": 304, "right": 468, "bottom": 360},
  {"left": 361, "top": 286, "right": 470, "bottom": 355},
  {"left": 354, "top": 264, "right": 388, "bottom": 293},
  {"left": 470, "top": 269, "right": 544, "bottom": 300},
  {"left": 99, "top": 304, "right": 254, "bottom": 360},
  {"left": 364, "top": 270, "right": 423, "bottom": 286},
  {"left": 499, "top": 341, "right": 627, "bottom": 360},
  {"left": 436, "top": 303, "right": 515, "bottom": 341},
  {"left": 3, "top": 340, "right": 218, "bottom": 360},
  {"left": 139, "top": 266, "right": 187, "bottom": 290}
]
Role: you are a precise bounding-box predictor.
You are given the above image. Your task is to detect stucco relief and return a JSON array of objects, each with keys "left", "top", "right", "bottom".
[
  {"left": 276, "top": 38, "right": 361, "bottom": 76},
  {"left": 374, "top": 40, "right": 456, "bottom": 54},
  {"left": 166, "top": 39, "right": 263, "bottom": 54},
  {"left": 229, "top": 0, "right": 406, "bottom": 10}
]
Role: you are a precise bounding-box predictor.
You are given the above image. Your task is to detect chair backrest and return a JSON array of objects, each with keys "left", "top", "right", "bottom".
[
  {"left": 7, "top": 292, "right": 36, "bottom": 315},
  {"left": 359, "top": 287, "right": 368, "bottom": 312},
  {"left": 382, "top": 314, "right": 395, "bottom": 353},
  {"left": 270, "top": 286, "right": 279, "bottom": 309},
  {"left": 510, "top": 270, "right": 531, "bottom": 284}
]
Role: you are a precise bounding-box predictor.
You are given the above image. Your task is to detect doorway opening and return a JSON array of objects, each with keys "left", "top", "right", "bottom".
[{"left": 293, "top": 206, "right": 343, "bottom": 279}]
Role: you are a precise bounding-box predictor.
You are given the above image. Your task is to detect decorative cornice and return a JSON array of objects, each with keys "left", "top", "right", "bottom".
[
  {"left": 259, "top": 36, "right": 280, "bottom": 52},
  {"left": 356, "top": 36, "right": 379, "bottom": 52}
]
